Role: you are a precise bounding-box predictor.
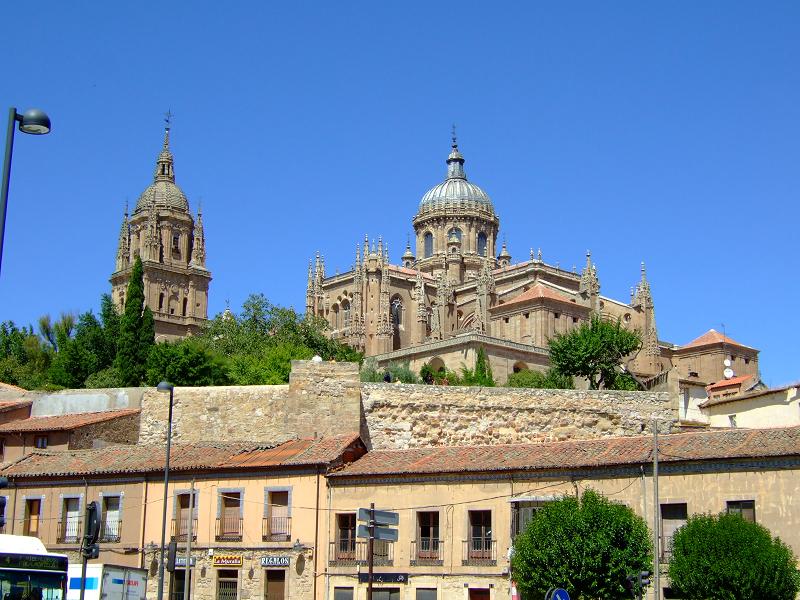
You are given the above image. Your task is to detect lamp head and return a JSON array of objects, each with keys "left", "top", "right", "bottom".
[
  {"left": 18, "top": 109, "right": 51, "bottom": 135},
  {"left": 293, "top": 539, "right": 303, "bottom": 552},
  {"left": 157, "top": 381, "right": 174, "bottom": 393}
]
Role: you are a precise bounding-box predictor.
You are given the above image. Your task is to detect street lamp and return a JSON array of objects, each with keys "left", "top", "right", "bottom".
[
  {"left": 0, "top": 107, "right": 52, "bottom": 277},
  {"left": 156, "top": 381, "right": 175, "bottom": 600}
]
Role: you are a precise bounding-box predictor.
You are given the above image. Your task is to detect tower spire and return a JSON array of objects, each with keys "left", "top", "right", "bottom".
[
  {"left": 154, "top": 111, "right": 175, "bottom": 183},
  {"left": 446, "top": 126, "right": 466, "bottom": 180}
]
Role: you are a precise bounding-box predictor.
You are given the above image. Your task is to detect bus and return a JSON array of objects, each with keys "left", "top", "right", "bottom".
[{"left": 0, "top": 535, "right": 68, "bottom": 600}]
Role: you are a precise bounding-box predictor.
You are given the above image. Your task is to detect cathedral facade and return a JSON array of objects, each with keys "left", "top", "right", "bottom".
[
  {"left": 308, "top": 137, "right": 759, "bottom": 387},
  {"left": 110, "top": 126, "right": 211, "bottom": 341}
]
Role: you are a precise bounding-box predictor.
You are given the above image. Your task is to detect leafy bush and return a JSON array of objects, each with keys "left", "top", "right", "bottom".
[
  {"left": 668, "top": 512, "right": 800, "bottom": 600},
  {"left": 361, "top": 359, "right": 419, "bottom": 383},
  {"left": 506, "top": 368, "right": 573, "bottom": 389},
  {"left": 511, "top": 489, "right": 652, "bottom": 600},
  {"left": 145, "top": 341, "right": 231, "bottom": 386}
]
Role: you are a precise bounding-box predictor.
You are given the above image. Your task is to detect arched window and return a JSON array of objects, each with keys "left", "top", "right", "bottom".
[
  {"left": 182, "top": 297, "right": 188, "bottom": 316},
  {"left": 342, "top": 300, "right": 351, "bottom": 328},
  {"left": 391, "top": 297, "right": 403, "bottom": 327},
  {"left": 158, "top": 293, "right": 164, "bottom": 311},
  {"left": 448, "top": 227, "right": 462, "bottom": 241},
  {"left": 424, "top": 232, "right": 433, "bottom": 258},
  {"left": 477, "top": 232, "right": 488, "bottom": 257}
]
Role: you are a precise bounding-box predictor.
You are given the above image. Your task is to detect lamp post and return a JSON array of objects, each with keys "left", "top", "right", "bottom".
[
  {"left": 1, "top": 107, "right": 51, "bottom": 278},
  {"left": 156, "top": 381, "right": 175, "bottom": 600}
]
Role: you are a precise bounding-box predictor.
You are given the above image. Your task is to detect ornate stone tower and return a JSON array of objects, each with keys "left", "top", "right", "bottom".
[
  {"left": 110, "top": 124, "right": 211, "bottom": 341},
  {"left": 412, "top": 134, "right": 500, "bottom": 284}
]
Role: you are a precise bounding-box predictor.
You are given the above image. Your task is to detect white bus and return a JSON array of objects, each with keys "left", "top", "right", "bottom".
[{"left": 0, "top": 535, "right": 68, "bottom": 600}]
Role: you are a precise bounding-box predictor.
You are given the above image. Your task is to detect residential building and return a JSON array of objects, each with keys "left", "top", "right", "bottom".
[
  {"left": 1, "top": 434, "right": 364, "bottom": 600},
  {"left": 0, "top": 409, "right": 140, "bottom": 462},
  {"left": 700, "top": 383, "right": 800, "bottom": 429},
  {"left": 326, "top": 426, "right": 800, "bottom": 600}
]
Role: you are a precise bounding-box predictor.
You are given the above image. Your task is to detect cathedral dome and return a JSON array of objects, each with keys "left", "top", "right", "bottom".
[
  {"left": 418, "top": 141, "right": 494, "bottom": 214},
  {"left": 132, "top": 127, "right": 190, "bottom": 214}
]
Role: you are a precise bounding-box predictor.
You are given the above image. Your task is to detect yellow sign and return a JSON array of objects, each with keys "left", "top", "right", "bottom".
[{"left": 212, "top": 555, "right": 243, "bottom": 567}]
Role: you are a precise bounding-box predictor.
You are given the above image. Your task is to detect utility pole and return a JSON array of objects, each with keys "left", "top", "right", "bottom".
[
  {"left": 183, "top": 479, "right": 194, "bottom": 600},
  {"left": 367, "top": 503, "right": 374, "bottom": 600},
  {"left": 653, "top": 419, "right": 661, "bottom": 600}
]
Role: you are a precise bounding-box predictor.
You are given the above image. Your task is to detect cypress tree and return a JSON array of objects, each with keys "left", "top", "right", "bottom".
[{"left": 115, "top": 257, "right": 152, "bottom": 386}]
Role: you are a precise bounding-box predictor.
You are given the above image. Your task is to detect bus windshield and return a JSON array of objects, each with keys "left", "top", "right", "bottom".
[{"left": 0, "top": 569, "right": 66, "bottom": 600}]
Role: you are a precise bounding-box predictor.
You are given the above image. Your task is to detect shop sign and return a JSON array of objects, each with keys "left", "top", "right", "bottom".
[
  {"left": 260, "top": 556, "right": 290, "bottom": 567},
  {"left": 212, "top": 555, "right": 243, "bottom": 567},
  {"left": 357, "top": 573, "right": 408, "bottom": 584},
  {"left": 175, "top": 557, "right": 196, "bottom": 568}
]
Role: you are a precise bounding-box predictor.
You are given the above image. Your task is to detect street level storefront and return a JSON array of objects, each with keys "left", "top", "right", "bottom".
[
  {"left": 1, "top": 433, "right": 365, "bottom": 600},
  {"left": 325, "top": 426, "right": 800, "bottom": 600}
]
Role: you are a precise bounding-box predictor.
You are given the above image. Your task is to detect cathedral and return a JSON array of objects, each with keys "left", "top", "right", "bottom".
[
  {"left": 307, "top": 135, "right": 760, "bottom": 387},
  {"left": 110, "top": 125, "right": 211, "bottom": 341}
]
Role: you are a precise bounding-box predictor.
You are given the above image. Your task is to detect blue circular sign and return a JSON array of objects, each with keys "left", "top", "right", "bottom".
[{"left": 551, "top": 589, "right": 570, "bottom": 600}]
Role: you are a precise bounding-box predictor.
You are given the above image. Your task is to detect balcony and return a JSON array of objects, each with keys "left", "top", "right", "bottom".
[
  {"left": 57, "top": 519, "right": 82, "bottom": 544},
  {"left": 170, "top": 518, "right": 198, "bottom": 542},
  {"left": 216, "top": 517, "right": 243, "bottom": 542},
  {"left": 462, "top": 538, "right": 496, "bottom": 566},
  {"left": 100, "top": 519, "right": 122, "bottom": 543},
  {"left": 411, "top": 538, "right": 443, "bottom": 566},
  {"left": 262, "top": 516, "right": 291, "bottom": 542},
  {"left": 328, "top": 540, "right": 394, "bottom": 567}
]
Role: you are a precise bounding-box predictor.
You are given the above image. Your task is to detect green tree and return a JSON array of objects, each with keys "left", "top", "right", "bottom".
[
  {"left": 548, "top": 315, "right": 642, "bottom": 390},
  {"left": 360, "top": 358, "right": 419, "bottom": 383},
  {"left": 114, "top": 257, "right": 154, "bottom": 386},
  {"left": 457, "top": 346, "right": 495, "bottom": 386},
  {"left": 511, "top": 489, "right": 652, "bottom": 600},
  {"left": 668, "top": 512, "right": 800, "bottom": 600},
  {"left": 145, "top": 340, "right": 230, "bottom": 386},
  {"left": 506, "top": 368, "right": 574, "bottom": 389}
]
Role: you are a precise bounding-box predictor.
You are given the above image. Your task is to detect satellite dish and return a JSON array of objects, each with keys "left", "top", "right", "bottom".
[
  {"left": 723, "top": 367, "right": 734, "bottom": 379},
  {"left": 723, "top": 358, "right": 732, "bottom": 367}
]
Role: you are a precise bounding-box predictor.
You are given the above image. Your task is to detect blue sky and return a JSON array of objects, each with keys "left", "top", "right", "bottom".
[{"left": 1, "top": 2, "right": 798, "bottom": 385}]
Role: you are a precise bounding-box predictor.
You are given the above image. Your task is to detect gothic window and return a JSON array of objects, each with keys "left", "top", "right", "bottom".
[
  {"left": 182, "top": 297, "right": 188, "bottom": 316},
  {"left": 159, "top": 293, "right": 165, "bottom": 312},
  {"left": 477, "top": 232, "right": 487, "bottom": 257},
  {"left": 424, "top": 232, "right": 433, "bottom": 258},
  {"left": 391, "top": 298, "right": 403, "bottom": 328},
  {"left": 341, "top": 300, "right": 351, "bottom": 329}
]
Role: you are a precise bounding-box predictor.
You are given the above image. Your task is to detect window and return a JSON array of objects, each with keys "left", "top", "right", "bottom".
[
  {"left": 0, "top": 438, "right": 4, "bottom": 461},
  {"left": 424, "top": 232, "right": 433, "bottom": 258},
  {"left": 448, "top": 227, "right": 462, "bottom": 242},
  {"left": 511, "top": 500, "right": 546, "bottom": 538},
  {"left": 372, "top": 590, "right": 400, "bottom": 600},
  {"left": 466, "top": 510, "right": 493, "bottom": 563},
  {"left": 182, "top": 298, "right": 188, "bottom": 317},
  {"left": 416, "top": 590, "right": 437, "bottom": 600},
  {"left": 216, "top": 570, "right": 238, "bottom": 600},
  {"left": 217, "top": 491, "right": 242, "bottom": 541},
  {"left": 554, "top": 312, "right": 560, "bottom": 319},
  {"left": 159, "top": 293, "right": 165, "bottom": 311},
  {"left": 24, "top": 498, "right": 41, "bottom": 537},
  {"left": 391, "top": 298, "right": 403, "bottom": 327},
  {"left": 415, "top": 511, "right": 440, "bottom": 561},
  {"left": 59, "top": 497, "right": 81, "bottom": 543},
  {"left": 102, "top": 495, "right": 121, "bottom": 542},
  {"left": 169, "top": 569, "right": 191, "bottom": 600},
  {"left": 342, "top": 300, "right": 351, "bottom": 329},
  {"left": 35, "top": 435, "right": 48, "bottom": 449},
  {"left": 727, "top": 500, "right": 755, "bottom": 522},
  {"left": 477, "top": 232, "right": 487, "bottom": 257},
  {"left": 660, "top": 503, "right": 687, "bottom": 560},
  {"left": 336, "top": 513, "right": 357, "bottom": 559},
  {"left": 264, "top": 489, "right": 290, "bottom": 541},
  {"left": 264, "top": 570, "right": 285, "bottom": 600},
  {"left": 469, "top": 590, "right": 490, "bottom": 600},
  {"left": 728, "top": 415, "right": 737, "bottom": 428},
  {"left": 333, "top": 589, "right": 353, "bottom": 600},
  {"left": 173, "top": 492, "right": 198, "bottom": 541}
]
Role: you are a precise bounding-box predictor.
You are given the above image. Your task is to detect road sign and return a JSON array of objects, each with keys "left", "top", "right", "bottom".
[
  {"left": 545, "top": 589, "right": 570, "bottom": 600},
  {"left": 357, "top": 508, "right": 399, "bottom": 526},
  {"left": 357, "top": 524, "right": 399, "bottom": 541}
]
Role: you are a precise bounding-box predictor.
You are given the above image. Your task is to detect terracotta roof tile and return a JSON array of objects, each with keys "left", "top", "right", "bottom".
[
  {"left": 0, "top": 400, "right": 32, "bottom": 413},
  {"left": 680, "top": 329, "right": 752, "bottom": 350},
  {"left": 0, "top": 409, "right": 140, "bottom": 433},
  {"left": 705, "top": 374, "right": 753, "bottom": 392},
  {"left": 496, "top": 284, "right": 574, "bottom": 309},
  {"left": 699, "top": 382, "right": 799, "bottom": 408},
  {"left": 2, "top": 434, "right": 362, "bottom": 478},
  {"left": 330, "top": 427, "right": 800, "bottom": 478}
]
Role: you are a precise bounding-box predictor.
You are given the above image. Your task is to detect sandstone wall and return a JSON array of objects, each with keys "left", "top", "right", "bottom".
[
  {"left": 361, "top": 382, "right": 674, "bottom": 449},
  {"left": 138, "top": 361, "right": 361, "bottom": 444}
]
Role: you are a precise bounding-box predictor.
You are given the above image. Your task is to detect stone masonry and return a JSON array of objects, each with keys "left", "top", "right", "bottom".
[{"left": 137, "top": 360, "right": 674, "bottom": 449}]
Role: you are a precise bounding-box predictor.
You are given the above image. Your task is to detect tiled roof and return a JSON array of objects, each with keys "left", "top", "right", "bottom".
[
  {"left": 496, "top": 284, "right": 574, "bottom": 309},
  {"left": 2, "top": 434, "right": 362, "bottom": 478},
  {"left": 680, "top": 329, "right": 752, "bottom": 350},
  {"left": 0, "top": 400, "right": 32, "bottom": 413},
  {"left": 705, "top": 374, "right": 753, "bottom": 392},
  {"left": 0, "top": 409, "right": 140, "bottom": 433},
  {"left": 0, "top": 382, "right": 27, "bottom": 392},
  {"left": 699, "top": 383, "right": 799, "bottom": 409},
  {"left": 330, "top": 427, "right": 800, "bottom": 478}
]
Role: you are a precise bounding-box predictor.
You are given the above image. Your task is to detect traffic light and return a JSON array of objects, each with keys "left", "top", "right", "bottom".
[
  {"left": 84, "top": 501, "right": 101, "bottom": 546},
  {"left": 638, "top": 571, "right": 652, "bottom": 588},
  {"left": 166, "top": 540, "right": 178, "bottom": 572},
  {"left": 82, "top": 543, "right": 99, "bottom": 559}
]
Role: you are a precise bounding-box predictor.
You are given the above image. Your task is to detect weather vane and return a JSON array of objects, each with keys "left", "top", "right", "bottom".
[
  {"left": 164, "top": 109, "right": 173, "bottom": 129},
  {"left": 451, "top": 123, "right": 457, "bottom": 146}
]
